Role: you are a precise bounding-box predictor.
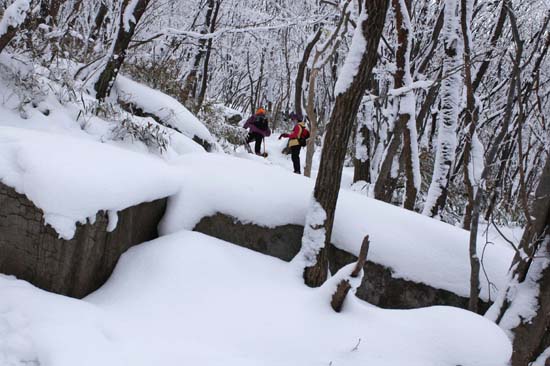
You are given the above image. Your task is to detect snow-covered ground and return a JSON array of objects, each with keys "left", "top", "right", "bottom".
[
  {"left": 0, "top": 231, "right": 511, "bottom": 366},
  {"left": 0, "top": 53, "right": 516, "bottom": 365}
]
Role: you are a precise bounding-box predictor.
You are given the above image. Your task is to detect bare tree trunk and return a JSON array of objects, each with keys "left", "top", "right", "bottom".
[
  {"left": 458, "top": 0, "right": 482, "bottom": 312},
  {"left": 416, "top": 6, "right": 444, "bottom": 76},
  {"left": 195, "top": 0, "right": 221, "bottom": 113},
  {"left": 300, "top": 0, "right": 388, "bottom": 287},
  {"left": 94, "top": 0, "right": 150, "bottom": 101},
  {"left": 353, "top": 104, "right": 372, "bottom": 183},
  {"left": 374, "top": 0, "right": 418, "bottom": 209},
  {"left": 181, "top": 0, "right": 216, "bottom": 107},
  {"left": 39, "top": 0, "right": 65, "bottom": 26},
  {"left": 471, "top": 0, "right": 507, "bottom": 91},
  {"left": 294, "top": 28, "right": 322, "bottom": 116},
  {"left": 304, "top": 68, "right": 319, "bottom": 178},
  {"left": 84, "top": 1, "right": 109, "bottom": 58},
  {"left": 90, "top": 1, "right": 109, "bottom": 42}
]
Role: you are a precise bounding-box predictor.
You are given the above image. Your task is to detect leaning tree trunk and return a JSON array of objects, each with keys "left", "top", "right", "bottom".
[
  {"left": 299, "top": 0, "right": 389, "bottom": 287},
  {"left": 303, "top": 2, "right": 350, "bottom": 178},
  {"left": 94, "top": 0, "right": 150, "bottom": 101},
  {"left": 487, "top": 152, "right": 550, "bottom": 366},
  {"left": 294, "top": 28, "right": 322, "bottom": 117},
  {"left": 422, "top": 0, "right": 463, "bottom": 219}
]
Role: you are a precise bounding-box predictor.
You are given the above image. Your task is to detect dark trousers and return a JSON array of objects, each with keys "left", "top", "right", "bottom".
[
  {"left": 246, "top": 132, "right": 263, "bottom": 154},
  {"left": 291, "top": 145, "right": 301, "bottom": 173}
]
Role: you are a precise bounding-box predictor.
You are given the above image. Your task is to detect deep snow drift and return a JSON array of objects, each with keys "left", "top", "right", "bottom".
[{"left": 0, "top": 231, "right": 511, "bottom": 366}]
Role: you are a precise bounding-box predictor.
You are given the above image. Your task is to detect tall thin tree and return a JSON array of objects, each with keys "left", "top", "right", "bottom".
[{"left": 299, "top": 0, "right": 389, "bottom": 287}]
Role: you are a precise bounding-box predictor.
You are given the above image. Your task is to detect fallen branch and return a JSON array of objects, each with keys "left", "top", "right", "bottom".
[{"left": 330, "top": 235, "right": 370, "bottom": 312}]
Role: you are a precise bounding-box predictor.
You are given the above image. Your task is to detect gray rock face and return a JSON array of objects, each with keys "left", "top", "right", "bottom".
[
  {"left": 194, "top": 213, "right": 489, "bottom": 311},
  {"left": 0, "top": 182, "right": 167, "bottom": 298}
]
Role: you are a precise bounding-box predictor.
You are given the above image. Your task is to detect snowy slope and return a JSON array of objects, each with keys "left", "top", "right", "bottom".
[
  {"left": 160, "top": 153, "right": 515, "bottom": 301},
  {"left": 0, "top": 53, "right": 206, "bottom": 157},
  {"left": 0, "top": 231, "right": 511, "bottom": 366}
]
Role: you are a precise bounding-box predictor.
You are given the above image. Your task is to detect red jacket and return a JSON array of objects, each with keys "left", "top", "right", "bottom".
[
  {"left": 287, "top": 123, "right": 304, "bottom": 139},
  {"left": 282, "top": 122, "right": 306, "bottom": 147}
]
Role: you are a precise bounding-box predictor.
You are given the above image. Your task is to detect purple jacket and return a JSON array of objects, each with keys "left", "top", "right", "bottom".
[{"left": 244, "top": 115, "right": 271, "bottom": 137}]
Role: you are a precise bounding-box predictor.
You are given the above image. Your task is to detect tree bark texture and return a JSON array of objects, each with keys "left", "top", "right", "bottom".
[
  {"left": 493, "top": 153, "right": 550, "bottom": 366},
  {"left": 303, "top": 0, "right": 389, "bottom": 287},
  {"left": 94, "top": 0, "right": 150, "bottom": 101},
  {"left": 195, "top": 0, "right": 221, "bottom": 113},
  {"left": 374, "top": 0, "right": 418, "bottom": 210}
]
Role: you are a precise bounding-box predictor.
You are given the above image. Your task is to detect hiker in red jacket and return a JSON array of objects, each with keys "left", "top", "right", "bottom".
[
  {"left": 279, "top": 113, "right": 308, "bottom": 174},
  {"left": 243, "top": 108, "right": 271, "bottom": 155}
]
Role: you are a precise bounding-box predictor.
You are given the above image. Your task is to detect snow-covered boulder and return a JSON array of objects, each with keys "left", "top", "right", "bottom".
[
  {"left": 0, "top": 127, "right": 182, "bottom": 297},
  {"left": 194, "top": 213, "right": 488, "bottom": 310},
  {"left": 161, "top": 153, "right": 515, "bottom": 308}
]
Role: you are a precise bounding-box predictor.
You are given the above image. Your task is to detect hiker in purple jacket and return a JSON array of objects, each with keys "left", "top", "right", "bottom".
[{"left": 243, "top": 108, "right": 271, "bottom": 155}]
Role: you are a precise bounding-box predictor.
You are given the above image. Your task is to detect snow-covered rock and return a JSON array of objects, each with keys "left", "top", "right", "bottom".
[
  {"left": 160, "top": 153, "right": 515, "bottom": 302},
  {"left": 0, "top": 127, "right": 181, "bottom": 239}
]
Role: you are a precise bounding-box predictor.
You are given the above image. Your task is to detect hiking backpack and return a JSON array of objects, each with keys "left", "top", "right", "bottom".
[
  {"left": 253, "top": 115, "right": 269, "bottom": 130},
  {"left": 298, "top": 125, "right": 310, "bottom": 147}
]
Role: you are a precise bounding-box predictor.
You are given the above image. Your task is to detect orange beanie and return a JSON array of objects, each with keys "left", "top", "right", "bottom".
[{"left": 256, "top": 108, "right": 266, "bottom": 115}]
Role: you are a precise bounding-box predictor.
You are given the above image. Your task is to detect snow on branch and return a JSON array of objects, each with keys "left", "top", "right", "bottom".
[
  {"left": 333, "top": 7, "right": 368, "bottom": 96},
  {"left": 123, "top": 0, "right": 141, "bottom": 32},
  {"left": 158, "top": 13, "right": 332, "bottom": 41},
  {"left": 0, "top": 0, "right": 30, "bottom": 38}
]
